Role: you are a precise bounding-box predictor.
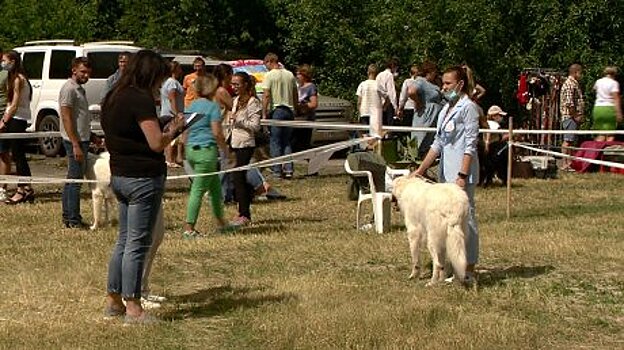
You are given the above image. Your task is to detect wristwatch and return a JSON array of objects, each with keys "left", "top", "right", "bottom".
[{"left": 458, "top": 172, "right": 468, "bottom": 179}]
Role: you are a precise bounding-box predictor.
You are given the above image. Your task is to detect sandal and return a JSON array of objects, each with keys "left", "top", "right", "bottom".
[
  {"left": 5, "top": 188, "right": 35, "bottom": 205},
  {"left": 182, "top": 229, "right": 202, "bottom": 239}
]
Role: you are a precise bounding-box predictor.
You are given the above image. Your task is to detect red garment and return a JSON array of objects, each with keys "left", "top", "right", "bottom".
[
  {"left": 571, "top": 141, "right": 624, "bottom": 173},
  {"left": 516, "top": 73, "right": 529, "bottom": 105},
  {"left": 226, "top": 85, "right": 235, "bottom": 96}
]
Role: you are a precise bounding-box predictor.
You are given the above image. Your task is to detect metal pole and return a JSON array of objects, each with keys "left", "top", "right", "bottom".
[{"left": 506, "top": 117, "right": 514, "bottom": 220}]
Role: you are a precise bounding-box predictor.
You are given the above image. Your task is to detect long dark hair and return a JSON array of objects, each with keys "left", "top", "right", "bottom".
[
  {"left": 234, "top": 71, "right": 254, "bottom": 95},
  {"left": 4, "top": 50, "right": 31, "bottom": 101},
  {"left": 102, "top": 49, "right": 168, "bottom": 109},
  {"left": 214, "top": 63, "right": 233, "bottom": 87}
]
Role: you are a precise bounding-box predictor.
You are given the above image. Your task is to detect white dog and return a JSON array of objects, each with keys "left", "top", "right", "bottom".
[
  {"left": 85, "top": 152, "right": 115, "bottom": 230},
  {"left": 392, "top": 176, "right": 469, "bottom": 286}
]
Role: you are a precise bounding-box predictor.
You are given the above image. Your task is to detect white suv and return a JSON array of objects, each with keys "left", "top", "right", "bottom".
[{"left": 15, "top": 40, "right": 142, "bottom": 156}]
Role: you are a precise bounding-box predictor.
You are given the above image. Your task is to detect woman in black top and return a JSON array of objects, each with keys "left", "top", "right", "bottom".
[{"left": 101, "top": 50, "right": 183, "bottom": 324}]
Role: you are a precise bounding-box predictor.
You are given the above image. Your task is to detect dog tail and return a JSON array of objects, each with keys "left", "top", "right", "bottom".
[{"left": 446, "top": 219, "right": 467, "bottom": 282}]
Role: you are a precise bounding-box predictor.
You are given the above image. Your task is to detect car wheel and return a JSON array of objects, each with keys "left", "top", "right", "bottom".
[{"left": 38, "top": 114, "right": 63, "bottom": 157}]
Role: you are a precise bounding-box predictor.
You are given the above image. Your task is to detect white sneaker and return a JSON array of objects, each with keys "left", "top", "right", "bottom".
[
  {"left": 144, "top": 294, "right": 166, "bottom": 302},
  {"left": 141, "top": 297, "right": 162, "bottom": 310},
  {"left": 0, "top": 188, "right": 6, "bottom": 201},
  {"left": 359, "top": 223, "right": 373, "bottom": 231}
]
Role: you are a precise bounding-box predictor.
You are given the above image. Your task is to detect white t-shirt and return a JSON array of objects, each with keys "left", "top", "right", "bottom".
[
  {"left": 487, "top": 120, "right": 501, "bottom": 143},
  {"left": 487, "top": 120, "right": 500, "bottom": 130},
  {"left": 375, "top": 69, "right": 397, "bottom": 110},
  {"left": 356, "top": 79, "right": 382, "bottom": 117},
  {"left": 594, "top": 77, "right": 619, "bottom": 106}
]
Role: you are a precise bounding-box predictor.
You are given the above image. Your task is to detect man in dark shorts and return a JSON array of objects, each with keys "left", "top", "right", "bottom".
[{"left": 560, "top": 63, "right": 584, "bottom": 171}]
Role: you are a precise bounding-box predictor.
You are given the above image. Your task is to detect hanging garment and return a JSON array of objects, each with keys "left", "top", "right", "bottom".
[{"left": 516, "top": 73, "right": 529, "bottom": 105}]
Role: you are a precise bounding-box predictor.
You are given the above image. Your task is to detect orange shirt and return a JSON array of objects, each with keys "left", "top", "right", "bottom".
[{"left": 183, "top": 72, "right": 199, "bottom": 107}]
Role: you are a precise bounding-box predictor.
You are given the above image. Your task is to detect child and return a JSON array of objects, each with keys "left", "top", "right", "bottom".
[{"left": 356, "top": 64, "right": 383, "bottom": 137}]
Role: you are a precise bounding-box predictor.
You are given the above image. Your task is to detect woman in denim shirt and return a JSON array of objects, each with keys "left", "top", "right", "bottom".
[{"left": 413, "top": 65, "right": 480, "bottom": 286}]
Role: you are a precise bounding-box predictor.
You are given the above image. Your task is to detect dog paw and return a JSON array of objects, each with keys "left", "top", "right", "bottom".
[
  {"left": 425, "top": 281, "right": 439, "bottom": 287},
  {"left": 90, "top": 224, "right": 98, "bottom": 230}
]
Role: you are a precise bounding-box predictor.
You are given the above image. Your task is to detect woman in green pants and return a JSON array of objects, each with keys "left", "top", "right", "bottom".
[
  {"left": 592, "top": 66, "right": 623, "bottom": 141},
  {"left": 183, "top": 74, "right": 232, "bottom": 237}
]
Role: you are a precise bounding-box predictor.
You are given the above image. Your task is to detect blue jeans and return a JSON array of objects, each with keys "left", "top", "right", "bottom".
[
  {"left": 107, "top": 175, "right": 165, "bottom": 299},
  {"left": 246, "top": 168, "right": 265, "bottom": 190},
  {"left": 269, "top": 107, "right": 294, "bottom": 175},
  {"left": 223, "top": 168, "right": 265, "bottom": 202},
  {"left": 62, "top": 140, "right": 90, "bottom": 225},
  {"left": 464, "top": 184, "right": 479, "bottom": 265}
]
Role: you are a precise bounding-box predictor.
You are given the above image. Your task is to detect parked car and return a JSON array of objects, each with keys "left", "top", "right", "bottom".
[
  {"left": 228, "top": 59, "right": 353, "bottom": 146},
  {"left": 159, "top": 52, "right": 222, "bottom": 76},
  {"left": 15, "top": 40, "right": 142, "bottom": 156}
]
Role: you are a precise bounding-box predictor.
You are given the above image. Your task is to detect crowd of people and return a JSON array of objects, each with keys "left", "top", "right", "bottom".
[
  {"left": 100, "top": 51, "right": 313, "bottom": 323},
  {"left": 0, "top": 44, "right": 621, "bottom": 322}
]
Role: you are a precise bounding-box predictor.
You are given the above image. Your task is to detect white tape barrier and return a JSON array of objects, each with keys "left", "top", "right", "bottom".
[
  {"left": 0, "top": 137, "right": 374, "bottom": 185},
  {"left": 2, "top": 119, "right": 623, "bottom": 140},
  {"left": 0, "top": 131, "right": 62, "bottom": 139},
  {"left": 514, "top": 143, "right": 624, "bottom": 153},
  {"left": 260, "top": 119, "right": 624, "bottom": 135},
  {"left": 511, "top": 142, "right": 624, "bottom": 170},
  {"left": 167, "top": 136, "right": 373, "bottom": 180}
]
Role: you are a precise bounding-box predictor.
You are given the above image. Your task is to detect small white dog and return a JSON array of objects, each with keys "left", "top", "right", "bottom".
[
  {"left": 392, "top": 176, "right": 469, "bottom": 286},
  {"left": 85, "top": 152, "right": 115, "bottom": 230}
]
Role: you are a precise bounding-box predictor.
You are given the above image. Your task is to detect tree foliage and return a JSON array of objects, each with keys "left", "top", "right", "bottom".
[{"left": 0, "top": 0, "right": 622, "bottom": 112}]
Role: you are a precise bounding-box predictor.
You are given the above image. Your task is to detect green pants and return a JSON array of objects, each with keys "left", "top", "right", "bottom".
[
  {"left": 592, "top": 105, "right": 617, "bottom": 131},
  {"left": 185, "top": 145, "right": 224, "bottom": 225}
]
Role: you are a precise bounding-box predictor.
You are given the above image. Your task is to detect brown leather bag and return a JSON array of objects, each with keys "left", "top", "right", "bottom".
[{"left": 512, "top": 158, "right": 534, "bottom": 178}]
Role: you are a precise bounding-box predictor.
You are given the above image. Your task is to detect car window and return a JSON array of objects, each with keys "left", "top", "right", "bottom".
[
  {"left": 50, "top": 50, "right": 76, "bottom": 79},
  {"left": 22, "top": 52, "right": 45, "bottom": 80},
  {"left": 87, "top": 52, "right": 121, "bottom": 79}
]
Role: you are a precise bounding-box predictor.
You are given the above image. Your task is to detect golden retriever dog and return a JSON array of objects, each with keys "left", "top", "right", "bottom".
[
  {"left": 392, "top": 176, "right": 469, "bottom": 286},
  {"left": 85, "top": 152, "right": 115, "bottom": 230}
]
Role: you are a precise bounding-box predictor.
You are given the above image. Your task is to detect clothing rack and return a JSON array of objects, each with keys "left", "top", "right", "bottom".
[{"left": 518, "top": 68, "right": 566, "bottom": 150}]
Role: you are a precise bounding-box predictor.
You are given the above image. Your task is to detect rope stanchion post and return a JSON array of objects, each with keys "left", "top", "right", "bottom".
[{"left": 506, "top": 117, "right": 514, "bottom": 220}]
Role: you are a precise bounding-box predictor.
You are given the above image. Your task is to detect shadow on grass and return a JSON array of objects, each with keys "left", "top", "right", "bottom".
[
  {"left": 487, "top": 201, "right": 622, "bottom": 224},
  {"left": 254, "top": 217, "right": 324, "bottom": 225},
  {"left": 161, "top": 285, "right": 296, "bottom": 320},
  {"left": 478, "top": 265, "right": 555, "bottom": 287},
  {"left": 232, "top": 217, "right": 325, "bottom": 235}
]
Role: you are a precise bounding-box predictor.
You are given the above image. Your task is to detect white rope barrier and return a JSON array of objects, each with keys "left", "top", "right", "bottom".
[
  {"left": 1, "top": 119, "right": 623, "bottom": 139},
  {"left": 512, "top": 143, "right": 624, "bottom": 153},
  {"left": 0, "top": 131, "right": 62, "bottom": 139},
  {"left": 511, "top": 142, "right": 624, "bottom": 170},
  {"left": 0, "top": 137, "right": 374, "bottom": 185}
]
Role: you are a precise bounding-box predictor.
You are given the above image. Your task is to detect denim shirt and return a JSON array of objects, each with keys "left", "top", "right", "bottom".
[{"left": 431, "top": 95, "right": 480, "bottom": 184}]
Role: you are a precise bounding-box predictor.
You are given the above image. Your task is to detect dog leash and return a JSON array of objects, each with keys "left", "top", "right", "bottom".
[{"left": 409, "top": 173, "right": 437, "bottom": 184}]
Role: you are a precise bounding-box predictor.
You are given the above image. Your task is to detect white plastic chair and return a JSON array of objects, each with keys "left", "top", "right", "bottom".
[{"left": 344, "top": 159, "right": 409, "bottom": 233}]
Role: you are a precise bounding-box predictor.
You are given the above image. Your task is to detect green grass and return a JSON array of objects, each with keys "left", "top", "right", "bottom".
[{"left": 0, "top": 170, "right": 622, "bottom": 349}]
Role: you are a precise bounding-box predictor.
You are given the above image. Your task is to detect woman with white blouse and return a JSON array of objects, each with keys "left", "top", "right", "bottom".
[{"left": 592, "top": 66, "right": 623, "bottom": 141}]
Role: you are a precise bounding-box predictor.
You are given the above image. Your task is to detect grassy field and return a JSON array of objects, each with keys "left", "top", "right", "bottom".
[{"left": 0, "top": 169, "right": 622, "bottom": 349}]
